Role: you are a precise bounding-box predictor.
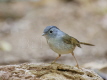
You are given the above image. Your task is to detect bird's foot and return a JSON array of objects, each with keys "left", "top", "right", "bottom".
[
  {"left": 75, "top": 64, "right": 80, "bottom": 69},
  {"left": 51, "top": 61, "right": 56, "bottom": 64},
  {"left": 75, "top": 65, "right": 83, "bottom": 70}
]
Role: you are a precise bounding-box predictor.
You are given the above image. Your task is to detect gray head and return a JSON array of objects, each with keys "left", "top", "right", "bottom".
[{"left": 42, "top": 26, "right": 60, "bottom": 39}]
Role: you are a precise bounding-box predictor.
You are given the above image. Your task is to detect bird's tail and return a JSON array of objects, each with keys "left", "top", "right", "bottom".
[{"left": 80, "top": 42, "right": 94, "bottom": 46}]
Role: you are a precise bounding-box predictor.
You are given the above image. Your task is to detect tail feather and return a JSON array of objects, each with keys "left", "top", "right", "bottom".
[{"left": 80, "top": 42, "right": 94, "bottom": 46}]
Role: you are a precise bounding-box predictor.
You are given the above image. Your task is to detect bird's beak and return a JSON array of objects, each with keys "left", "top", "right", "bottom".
[{"left": 42, "top": 33, "right": 45, "bottom": 36}]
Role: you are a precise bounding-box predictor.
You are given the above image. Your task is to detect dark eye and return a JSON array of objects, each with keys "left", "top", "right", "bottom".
[{"left": 50, "top": 30, "right": 53, "bottom": 33}]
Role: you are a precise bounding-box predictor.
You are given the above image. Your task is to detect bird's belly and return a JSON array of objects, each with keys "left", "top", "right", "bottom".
[{"left": 48, "top": 38, "right": 74, "bottom": 54}]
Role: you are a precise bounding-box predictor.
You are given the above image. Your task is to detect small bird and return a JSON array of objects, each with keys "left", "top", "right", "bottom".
[{"left": 42, "top": 26, "right": 94, "bottom": 68}]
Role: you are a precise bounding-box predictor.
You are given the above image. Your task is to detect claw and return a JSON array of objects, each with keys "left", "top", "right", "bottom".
[
  {"left": 51, "top": 61, "right": 56, "bottom": 64},
  {"left": 75, "top": 64, "right": 79, "bottom": 68},
  {"left": 75, "top": 65, "right": 83, "bottom": 70}
]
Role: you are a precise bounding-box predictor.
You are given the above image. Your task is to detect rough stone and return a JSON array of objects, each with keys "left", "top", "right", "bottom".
[{"left": 0, "top": 63, "right": 103, "bottom": 80}]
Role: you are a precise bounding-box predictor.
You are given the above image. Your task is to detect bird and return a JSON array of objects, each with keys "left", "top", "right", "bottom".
[{"left": 42, "top": 26, "right": 94, "bottom": 68}]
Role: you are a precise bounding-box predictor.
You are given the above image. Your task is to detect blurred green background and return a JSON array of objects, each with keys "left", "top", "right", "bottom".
[{"left": 0, "top": 0, "right": 107, "bottom": 69}]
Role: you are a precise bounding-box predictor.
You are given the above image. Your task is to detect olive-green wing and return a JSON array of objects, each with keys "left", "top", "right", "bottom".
[
  {"left": 71, "top": 37, "right": 81, "bottom": 48},
  {"left": 62, "top": 34, "right": 81, "bottom": 48}
]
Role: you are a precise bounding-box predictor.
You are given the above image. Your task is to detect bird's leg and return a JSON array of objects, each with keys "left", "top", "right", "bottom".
[
  {"left": 51, "top": 54, "right": 61, "bottom": 64},
  {"left": 71, "top": 52, "right": 79, "bottom": 68}
]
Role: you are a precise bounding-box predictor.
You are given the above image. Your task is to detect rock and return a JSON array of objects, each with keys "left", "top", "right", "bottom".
[
  {"left": 0, "top": 63, "right": 103, "bottom": 80},
  {"left": 82, "top": 62, "right": 107, "bottom": 80}
]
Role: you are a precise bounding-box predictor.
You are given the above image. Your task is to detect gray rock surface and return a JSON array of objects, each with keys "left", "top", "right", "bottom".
[{"left": 0, "top": 63, "right": 103, "bottom": 80}]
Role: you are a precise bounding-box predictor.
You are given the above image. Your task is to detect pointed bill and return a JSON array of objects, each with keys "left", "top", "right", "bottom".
[{"left": 42, "top": 33, "right": 46, "bottom": 36}]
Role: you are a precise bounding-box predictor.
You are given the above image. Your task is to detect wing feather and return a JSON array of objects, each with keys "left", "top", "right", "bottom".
[{"left": 62, "top": 34, "right": 81, "bottom": 48}]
